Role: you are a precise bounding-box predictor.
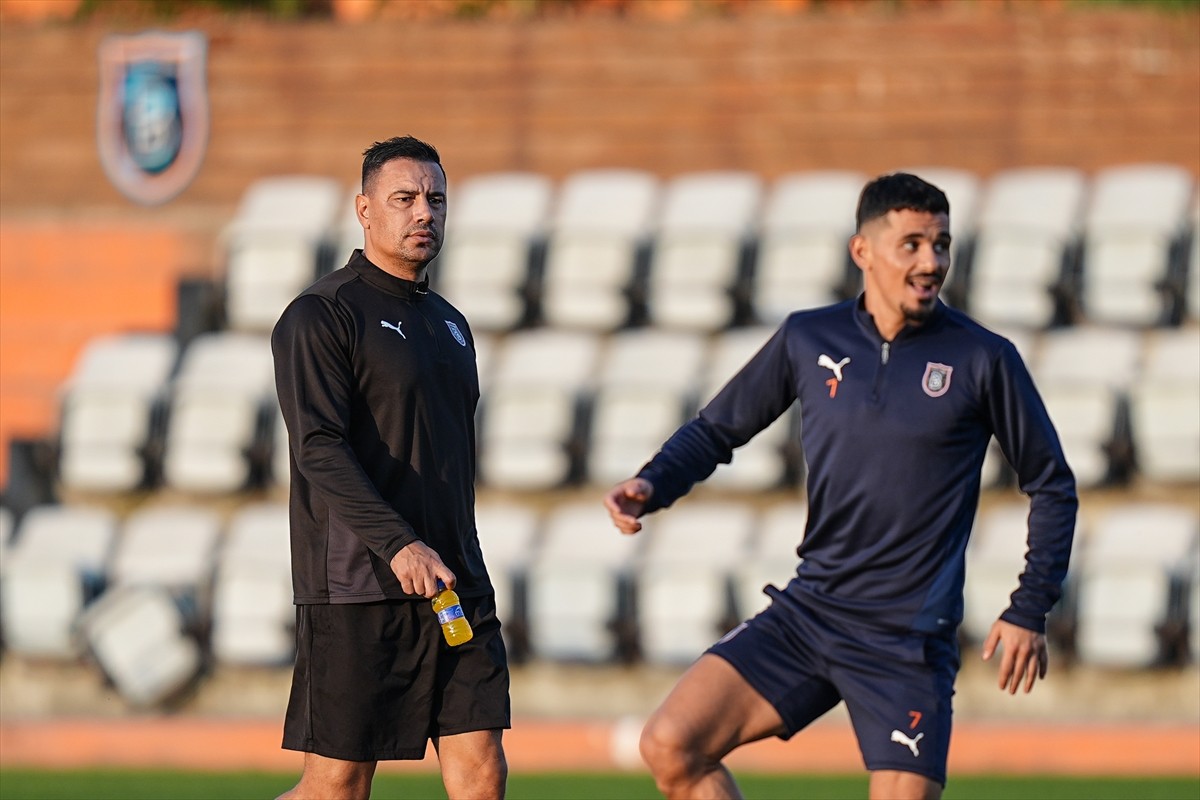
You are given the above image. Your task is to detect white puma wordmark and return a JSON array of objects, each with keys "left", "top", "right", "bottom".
[
  {"left": 817, "top": 354, "right": 850, "bottom": 382},
  {"left": 380, "top": 320, "right": 406, "bottom": 339},
  {"left": 890, "top": 729, "right": 924, "bottom": 757}
]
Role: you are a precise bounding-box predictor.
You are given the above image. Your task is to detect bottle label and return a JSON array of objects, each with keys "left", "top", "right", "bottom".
[{"left": 437, "top": 605, "right": 465, "bottom": 625}]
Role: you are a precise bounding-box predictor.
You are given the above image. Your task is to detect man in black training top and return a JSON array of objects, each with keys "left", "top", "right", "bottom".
[
  {"left": 273, "top": 136, "right": 509, "bottom": 800},
  {"left": 605, "top": 173, "right": 1077, "bottom": 800}
]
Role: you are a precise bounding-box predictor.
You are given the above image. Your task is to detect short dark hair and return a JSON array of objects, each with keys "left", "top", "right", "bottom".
[
  {"left": 856, "top": 172, "right": 949, "bottom": 231},
  {"left": 361, "top": 135, "right": 443, "bottom": 193}
]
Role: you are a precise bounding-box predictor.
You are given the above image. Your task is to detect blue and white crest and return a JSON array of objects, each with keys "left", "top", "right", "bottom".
[
  {"left": 445, "top": 320, "right": 467, "bottom": 347},
  {"left": 97, "top": 31, "right": 208, "bottom": 205}
]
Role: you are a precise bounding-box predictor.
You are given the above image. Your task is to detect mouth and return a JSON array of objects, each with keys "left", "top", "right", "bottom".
[
  {"left": 907, "top": 273, "right": 943, "bottom": 302},
  {"left": 406, "top": 229, "right": 438, "bottom": 246}
]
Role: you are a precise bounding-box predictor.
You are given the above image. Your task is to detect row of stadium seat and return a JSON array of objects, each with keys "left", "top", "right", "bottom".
[
  {"left": 52, "top": 321, "right": 1200, "bottom": 498},
  {"left": 0, "top": 497, "right": 1196, "bottom": 707},
  {"left": 216, "top": 164, "right": 1200, "bottom": 338},
  {"left": 8, "top": 162, "right": 1198, "bottom": 710}
]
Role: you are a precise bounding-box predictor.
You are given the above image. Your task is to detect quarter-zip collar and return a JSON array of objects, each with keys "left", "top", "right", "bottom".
[
  {"left": 852, "top": 293, "right": 948, "bottom": 346},
  {"left": 347, "top": 249, "right": 430, "bottom": 301}
]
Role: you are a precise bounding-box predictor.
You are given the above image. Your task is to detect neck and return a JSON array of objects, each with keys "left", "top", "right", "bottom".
[
  {"left": 862, "top": 297, "right": 906, "bottom": 342},
  {"left": 363, "top": 248, "right": 426, "bottom": 283}
]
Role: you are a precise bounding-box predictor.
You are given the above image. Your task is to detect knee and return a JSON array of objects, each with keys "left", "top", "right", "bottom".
[
  {"left": 484, "top": 751, "right": 509, "bottom": 792},
  {"left": 639, "top": 714, "right": 700, "bottom": 786},
  {"left": 444, "top": 750, "right": 507, "bottom": 800},
  {"left": 283, "top": 762, "right": 372, "bottom": 800},
  {"left": 869, "top": 770, "right": 942, "bottom": 800}
]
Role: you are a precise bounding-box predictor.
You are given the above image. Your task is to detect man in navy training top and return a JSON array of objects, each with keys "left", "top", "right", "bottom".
[{"left": 604, "top": 172, "right": 1077, "bottom": 800}]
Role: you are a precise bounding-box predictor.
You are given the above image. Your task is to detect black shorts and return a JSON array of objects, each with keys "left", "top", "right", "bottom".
[
  {"left": 282, "top": 594, "right": 511, "bottom": 762},
  {"left": 708, "top": 588, "right": 959, "bottom": 786}
]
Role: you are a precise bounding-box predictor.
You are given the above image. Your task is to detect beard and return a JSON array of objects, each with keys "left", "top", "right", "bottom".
[
  {"left": 398, "top": 227, "right": 441, "bottom": 263},
  {"left": 903, "top": 299, "right": 937, "bottom": 326}
]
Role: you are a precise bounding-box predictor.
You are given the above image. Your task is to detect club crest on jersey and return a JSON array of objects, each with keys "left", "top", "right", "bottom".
[
  {"left": 922, "top": 362, "right": 953, "bottom": 397},
  {"left": 97, "top": 31, "right": 209, "bottom": 205},
  {"left": 445, "top": 320, "right": 467, "bottom": 347}
]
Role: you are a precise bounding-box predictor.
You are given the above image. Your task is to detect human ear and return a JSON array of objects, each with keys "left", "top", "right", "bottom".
[
  {"left": 849, "top": 232, "right": 871, "bottom": 272},
  {"left": 355, "top": 193, "right": 369, "bottom": 230}
]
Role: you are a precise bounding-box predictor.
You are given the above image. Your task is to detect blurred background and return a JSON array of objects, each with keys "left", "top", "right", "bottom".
[{"left": 0, "top": 0, "right": 1197, "bottom": 779}]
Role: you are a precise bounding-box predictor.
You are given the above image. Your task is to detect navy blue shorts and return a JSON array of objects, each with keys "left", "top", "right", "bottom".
[{"left": 707, "top": 588, "right": 959, "bottom": 786}]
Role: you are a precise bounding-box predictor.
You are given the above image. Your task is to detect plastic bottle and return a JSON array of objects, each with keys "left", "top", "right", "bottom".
[{"left": 432, "top": 579, "right": 473, "bottom": 646}]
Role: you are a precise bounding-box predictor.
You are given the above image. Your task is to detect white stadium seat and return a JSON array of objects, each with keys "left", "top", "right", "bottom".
[
  {"left": 474, "top": 500, "right": 542, "bottom": 656},
  {"left": 1031, "top": 326, "right": 1143, "bottom": 486},
  {"left": 635, "top": 500, "right": 755, "bottom": 664},
  {"left": 645, "top": 171, "right": 763, "bottom": 331},
  {"left": 479, "top": 329, "right": 601, "bottom": 490},
  {"left": 80, "top": 585, "right": 202, "bottom": 707},
  {"left": 587, "top": 387, "right": 693, "bottom": 488},
  {"left": 1034, "top": 325, "right": 1143, "bottom": 391},
  {"left": 1080, "top": 163, "right": 1195, "bottom": 326},
  {"left": 1038, "top": 385, "right": 1123, "bottom": 488},
  {"left": 752, "top": 170, "right": 866, "bottom": 324},
  {"left": 524, "top": 501, "right": 642, "bottom": 662},
  {"left": 161, "top": 331, "right": 275, "bottom": 493},
  {"left": 1128, "top": 326, "right": 1200, "bottom": 483},
  {"left": 210, "top": 502, "right": 293, "bottom": 665},
  {"left": 700, "top": 326, "right": 778, "bottom": 401},
  {"left": 1129, "top": 381, "right": 1200, "bottom": 483},
  {"left": 56, "top": 333, "right": 178, "bottom": 493},
  {"left": 1074, "top": 503, "right": 1198, "bottom": 667},
  {"left": 963, "top": 504, "right": 1039, "bottom": 644},
  {"left": 221, "top": 175, "right": 343, "bottom": 332},
  {"left": 0, "top": 504, "right": 118, "bottom": 659},
  {"left": 967, "top": 167, "right": 1087, "bottom": 329},
  {"left": 540, "top": 169, "right": 660, "bottom": 331},
  {"left": 434, "top": 172, "right": 553, "bottom": 332},
  {"left": 586, "top": 329, "right": 707, "bottom": 486},
  {"left": 732, "top": 501, "right": 806, "bottom": 620},
  {"left": 109, "top": 504, "right": 223, "bottom": 618}
]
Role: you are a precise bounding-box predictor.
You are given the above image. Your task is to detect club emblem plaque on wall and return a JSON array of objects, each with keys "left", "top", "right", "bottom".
[{"left": 97, "top": 31, "right": 209, "bottom": 205}]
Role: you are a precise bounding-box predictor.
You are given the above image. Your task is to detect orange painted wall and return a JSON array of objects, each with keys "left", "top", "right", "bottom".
[{"left": 0, "top": 224, "right": 189, "bottom": 482}]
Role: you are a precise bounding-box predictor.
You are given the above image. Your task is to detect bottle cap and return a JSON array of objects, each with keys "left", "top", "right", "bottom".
[{"left": 436, "top": 578, "right": 446, "bottom": 591}]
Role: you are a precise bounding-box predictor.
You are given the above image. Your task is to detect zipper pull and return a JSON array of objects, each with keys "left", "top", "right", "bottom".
[{"left": 881, "top": 341, "right": 891, "bottom": 365}]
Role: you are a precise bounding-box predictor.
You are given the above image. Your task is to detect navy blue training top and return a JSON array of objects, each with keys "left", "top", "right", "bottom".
[{"left": 637, "top": 298, "right": 1078, "bottom": 636}]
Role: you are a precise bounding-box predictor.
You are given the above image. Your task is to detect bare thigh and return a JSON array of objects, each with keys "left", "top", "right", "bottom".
[{"left": 647, "top": 653, "right": 787, "bottom": 759}]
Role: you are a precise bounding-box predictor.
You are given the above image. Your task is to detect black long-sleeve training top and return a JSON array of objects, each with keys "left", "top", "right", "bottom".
[
  {"left": 638, "top": 298, "right": 1078, "bottom": 635},
  {"left": 272, "top": 250, "right": 492, "bottom": 604}
]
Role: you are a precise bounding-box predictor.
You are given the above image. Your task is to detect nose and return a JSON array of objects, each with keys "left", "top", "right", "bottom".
[
  {"left": 412, "top": 194, "right": 434, "bottom": 223},
  {"left": 919, "top": 242, "right": 946, "bottom": 271}
]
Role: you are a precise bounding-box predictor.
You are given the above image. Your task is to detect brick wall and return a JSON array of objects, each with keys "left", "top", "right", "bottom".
[{"left": 2, "top": 5, "right": 1197, "bottom": 216}]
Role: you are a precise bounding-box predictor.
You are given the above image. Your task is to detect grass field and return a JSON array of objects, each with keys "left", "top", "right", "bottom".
[{"left": 1, "top": 769, "right": 1198, "bottom": 800}]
